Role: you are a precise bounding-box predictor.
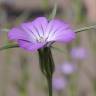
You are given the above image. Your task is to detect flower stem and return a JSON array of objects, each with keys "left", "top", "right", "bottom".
[
  {"left": 38, "top": 47, "right": 54, "bottom": 96},
  {"left": 47, "top": 76, "right": 52, "bottom": 96}
]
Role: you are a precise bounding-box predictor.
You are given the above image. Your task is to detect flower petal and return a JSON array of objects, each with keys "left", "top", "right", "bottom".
[
  {"left": 18, "top": 40, "right": 45, "bottom": 51},
  {"left": 22, "top": 17, "right": 48, "bottom": 39},
  {"left": 8, "top": 27, "right": 31, "bottom": 41},
  {"left": 55, "top": 29, "right": 76, "bottom": 43},
  {"left": 46, "top": 19, "right": 76, "bottom": 43},
  {"left": 32, "top": 17, "right": 48, "bottom": 37},
  {"left": 8, "top": 17, "right": 48, "bottom": 42}
]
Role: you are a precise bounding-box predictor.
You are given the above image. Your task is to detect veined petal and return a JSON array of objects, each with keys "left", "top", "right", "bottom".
[
  {"left": 54, "top": 29, "right": 76, "bottom": 43},
  {"left": 45, "top": 19, "right": 68, "bottom": 40},
  {"left": 8, "top": 27, "right": 34, "bottom": 42},
  {"left": 46, "top": 19, "right": 75, "bottom": 43},
  {"left": 18, "top": 40, "right": 45, "bottom": 51},
  {"left": 20, "top": 17, "right": 48, "bottom": 42},
  {"left": 31, "top": 17, "right": 48, "bottom": 38},
  {"left": 8, "top": 17, "right": 48, "bottom": 43},
  {"left": 22, "top": 17, "right": 48, "bottom": 39}
]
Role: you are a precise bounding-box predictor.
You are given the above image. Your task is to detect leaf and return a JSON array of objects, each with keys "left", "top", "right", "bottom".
[
  {"left": 48, "top": 3, "right": 58, "bottom": 20},
  {"left": 75, "top": 25, "right": 96, "bottom": 33},
  {"left": 0, "top": 44, "right": 19, "bottom": 51}
]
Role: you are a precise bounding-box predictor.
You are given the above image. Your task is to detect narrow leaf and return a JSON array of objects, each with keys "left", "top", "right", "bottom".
[
  {"left": 0, "top": 44, "right": 19, "bottom": 51},
  {"left": 75, "top": 25, "right": 96, "bottom": 33},
  {"left": 48, "top": 3, "right": 57, "bottom": 20}
]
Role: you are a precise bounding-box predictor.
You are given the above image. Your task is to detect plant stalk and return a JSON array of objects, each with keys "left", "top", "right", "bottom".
[{"left": 38, "top": 47, "right": 54, "bottom": 96}]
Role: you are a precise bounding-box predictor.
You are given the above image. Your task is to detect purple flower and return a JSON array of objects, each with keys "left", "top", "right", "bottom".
[
  {"left": 52, "top": 77, "right": 67, "bottom": 91},
  {"left": 8, "top": 17, "right": 76, "bottom": 51},
  {"left": 60, "top": 61, "right": 76, "bottom": 75},
  {"left": 71, "top": 47, "right": 87, "bottom": 60}
]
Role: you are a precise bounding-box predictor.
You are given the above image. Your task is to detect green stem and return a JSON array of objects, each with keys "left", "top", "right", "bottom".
[
  {"left": 38, "top": 47, "right": 54, "bottom": 96},
  {"left": 47, "top": 76, "right": 52, "bottom": 96}
]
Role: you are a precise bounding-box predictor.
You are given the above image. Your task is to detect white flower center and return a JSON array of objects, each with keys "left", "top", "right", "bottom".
[{"left": 37, "top": 36, "right": 46, "bottom": 43}]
